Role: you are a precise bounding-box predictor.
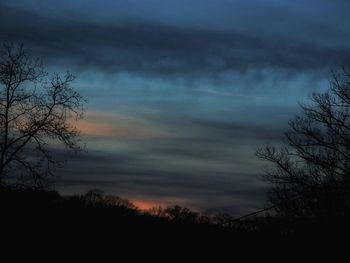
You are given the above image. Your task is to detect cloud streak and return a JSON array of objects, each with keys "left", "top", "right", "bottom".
[{"left": 54, "top": 108, "right": 283, "bottom": 215}]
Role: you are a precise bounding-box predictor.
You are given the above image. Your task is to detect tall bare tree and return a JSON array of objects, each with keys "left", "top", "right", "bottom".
[
  {"left": 257, "top": 66, "right": 350, "bottom": 220},
  {"left": 0, "top": 44, "right": 85, "bottom": 187}
]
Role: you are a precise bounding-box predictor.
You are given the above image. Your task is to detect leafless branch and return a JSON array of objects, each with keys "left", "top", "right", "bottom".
[{"left": 0, "top": 43, "right": 85, "bottom": 187}]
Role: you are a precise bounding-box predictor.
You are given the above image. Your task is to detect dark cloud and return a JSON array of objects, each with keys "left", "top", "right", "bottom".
[{"left": 1, "top": 1, "right": 349, "bottom": 77}]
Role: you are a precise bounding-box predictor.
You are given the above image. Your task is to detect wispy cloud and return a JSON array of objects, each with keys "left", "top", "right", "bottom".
[{"left": 76, "top": 111, "right": 169, "bottom": 140}]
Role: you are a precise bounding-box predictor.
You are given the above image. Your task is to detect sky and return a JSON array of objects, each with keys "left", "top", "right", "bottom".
[{"left": 1, "top": 0, "right": 349, "bottom": 215}]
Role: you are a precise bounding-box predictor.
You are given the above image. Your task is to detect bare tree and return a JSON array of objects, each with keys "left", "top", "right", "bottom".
[
  {"left": 0, "top": 43, "right": 85, "bottom": 188},
  {"left": 257, "top": 66, "right": 350, "bottom": 220}
]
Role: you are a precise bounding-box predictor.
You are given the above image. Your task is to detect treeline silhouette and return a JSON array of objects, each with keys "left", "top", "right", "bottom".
[{"left": 2, "top": 186, "right": 349, "bottom": 241}]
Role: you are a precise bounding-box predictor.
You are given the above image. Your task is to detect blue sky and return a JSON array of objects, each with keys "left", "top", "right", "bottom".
[{"left": 1, "top": 0, "right": 349, "bottom": 214}]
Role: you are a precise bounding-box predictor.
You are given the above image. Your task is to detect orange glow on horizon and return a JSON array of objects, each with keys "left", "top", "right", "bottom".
[
  {"left": 133, "top": 200, "right": 165, "bottom": 211},
  {"left": 132, "top": 197, "right": 194, "bottom": 212}
]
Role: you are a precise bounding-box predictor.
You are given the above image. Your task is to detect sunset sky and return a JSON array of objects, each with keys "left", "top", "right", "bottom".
[{"left": 1, "top": 0, "right": 349, "bottom": 215}]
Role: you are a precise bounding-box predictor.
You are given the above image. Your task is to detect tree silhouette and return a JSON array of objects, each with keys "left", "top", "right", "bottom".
[
  {"left": 164, "top": 205, "right": 199, "bottom": 223},
  {"left": 257, "top": 66, "right": 350, "bottom": 221},
  {"left": 0, "top": 44, "right": 85, "bottom": 187}
]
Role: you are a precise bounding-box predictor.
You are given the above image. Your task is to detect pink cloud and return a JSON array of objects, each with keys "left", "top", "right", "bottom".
[{"left": 75, "top": 111, "right": 168, "bottom": 140}]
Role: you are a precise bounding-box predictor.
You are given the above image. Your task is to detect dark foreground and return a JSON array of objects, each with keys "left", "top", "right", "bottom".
[{"left": 1, "top": 187, "right": 348, "bottom": 256}]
